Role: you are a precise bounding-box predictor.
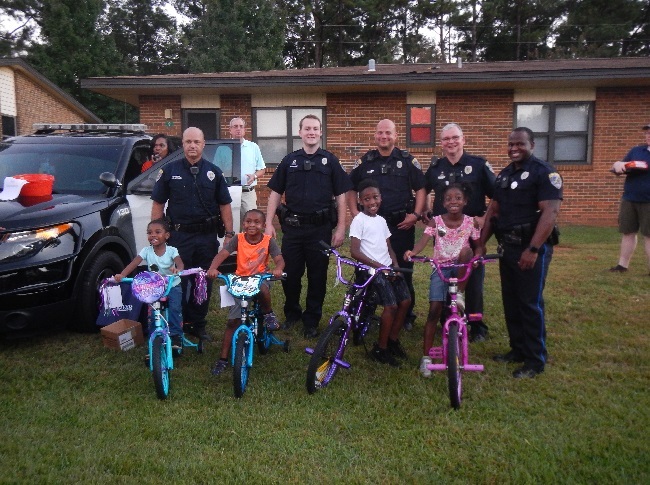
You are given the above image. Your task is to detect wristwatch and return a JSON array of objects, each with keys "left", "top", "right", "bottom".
[
  {"left": 224, "top": 231, "right": 236, "bottom": 237},
  {"left": 528, "top": 245, "right": 539, "bottom": 253},
  {"left": 412, "top": 212, "right": 421, "bottom": 221}
]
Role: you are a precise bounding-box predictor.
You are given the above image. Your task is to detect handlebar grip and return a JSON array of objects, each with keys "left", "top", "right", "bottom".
[
  {"left": 483, "top": 254, "right": 502, "bottom": 260},
  {"left": 319, "top": 240, "right": 332, "bottom": 250},
  {"left": 394, "top": 267, "right": 414, "bottom": 274}
]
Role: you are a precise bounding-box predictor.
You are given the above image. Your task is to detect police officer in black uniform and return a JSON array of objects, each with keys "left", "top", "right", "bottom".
[
  {"left": 424, "top": 123, "right": 496, "bottom": 342},
  {"left": 348, "top": 119, "right": 426, "bottom": 327},
  {"left": 479, "top": 127, "right": 562, "bottom": 378},
  {"left": 265, "top": 114, "right": 352, "bottom": 339},
  {"left": 152, "top": 127, "right": 234, "bottom": 341}
]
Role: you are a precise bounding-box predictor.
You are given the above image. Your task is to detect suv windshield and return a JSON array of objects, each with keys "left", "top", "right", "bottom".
[{"left": 0, "top": 143, "right": 122, "bottom": 195}]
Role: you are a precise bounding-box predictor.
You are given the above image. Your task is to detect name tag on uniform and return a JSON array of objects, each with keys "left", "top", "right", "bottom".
[{"left": 172, "top": 175, "right": 182, "bottom": 180}]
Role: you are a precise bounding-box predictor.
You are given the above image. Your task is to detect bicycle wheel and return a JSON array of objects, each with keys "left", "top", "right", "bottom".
[
  {"left": 447, "top": 323, "right": 463, "bottom": 409},
  {"left": 306, "top": 317, "right": 347, "bottom": 394},
  {"left": 152, "top": 335, "right": 170, "bottom": 400},
  {"left": 233, "top": 332, "right": 250, "bottom": 398}
]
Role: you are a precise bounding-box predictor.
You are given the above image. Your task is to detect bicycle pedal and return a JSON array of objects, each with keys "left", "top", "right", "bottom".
[{"left": 429, "top": 347, "right": 443, "bottom": 360}]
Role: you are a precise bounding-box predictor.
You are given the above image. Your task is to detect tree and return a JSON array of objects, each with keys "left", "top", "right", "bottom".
[
  {"left": 26, "top": 0, "right": 135, "bottom": 121},
  {"left": 553, "top": 0, "right": 649, "bottom": 57},
  {"left": 180, "top": 0, "right": 285, "bottom": 73},
  {"left": 104, "top": 0, "right": 182, "bottom": 75}
]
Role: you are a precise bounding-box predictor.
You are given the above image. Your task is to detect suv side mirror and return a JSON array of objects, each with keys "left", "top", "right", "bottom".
[{"left": 100, "top": 172, "right": 121, "bottom": 188}]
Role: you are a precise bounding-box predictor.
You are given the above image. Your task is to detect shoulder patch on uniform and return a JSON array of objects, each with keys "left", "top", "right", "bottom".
[
  {"left": 353, "top": 158, "right": 362, "bottom": 169},
  {"left": 549, "top": 172, "right": 562, "bottom": 189},
  {"left": 485, "top": 161, "right": 494, "bottom": 173},
  {"left": 155, "top": 169, "right": 163, "bottom": 182},
  {"left": 412, "top": 158, "right": 421, "bottom": 170}
]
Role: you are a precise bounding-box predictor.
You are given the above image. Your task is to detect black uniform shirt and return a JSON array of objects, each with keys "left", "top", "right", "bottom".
[
  {"left": 350, "top": 147, "right": 425, "bottom": 215},
  {"left": 493, "top": 155, "right": 563, "bottom": 230},
  {"left": 425, "top": 152, "right": 496, "bottom": 217},
  {"left": 151, "top": 157, "right": 232, "bottom": 224},
  {"left": 267, "top": 148, "right": 352, "bottom": 214}
]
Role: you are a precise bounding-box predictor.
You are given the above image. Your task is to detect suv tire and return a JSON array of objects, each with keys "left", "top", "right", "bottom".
[{"left": 71, "top": 251, "right": 124, "bottom": 333}]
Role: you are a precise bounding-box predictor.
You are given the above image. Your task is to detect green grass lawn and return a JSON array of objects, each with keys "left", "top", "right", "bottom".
[{"left": 1, "top": 226, "right": 648, "bottom": 483}]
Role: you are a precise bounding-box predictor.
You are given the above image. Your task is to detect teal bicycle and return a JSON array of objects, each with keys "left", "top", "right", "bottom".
[
  {"left": 217, "top": 273, "right": 289, "bottom": 398},
  {"left": 103, "top": 267, "right": 206, "bottom": 399}
]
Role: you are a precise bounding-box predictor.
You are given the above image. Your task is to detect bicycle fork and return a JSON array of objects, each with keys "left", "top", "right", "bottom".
[
  {"left": 428, "top": 317, "right": 484, "bottom": 372},
  {"left": 148, "top": 305, "right": 174, "bottom": 372}
]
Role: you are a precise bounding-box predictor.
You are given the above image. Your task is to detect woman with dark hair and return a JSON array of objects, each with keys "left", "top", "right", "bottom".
[{"left": 141, "top": 134, "right": 176, "bottom": 172}]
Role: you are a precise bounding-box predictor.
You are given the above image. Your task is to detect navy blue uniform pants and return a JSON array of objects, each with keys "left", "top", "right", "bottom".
[
  {"left": 465, "top": 265, "right": 487, "bottom": 335},
  {"left": 280, "top": 223, "right": 332, "bottom": 331},
  {"left": 169, "top": 230, "right": 219, "bottom": 331},
  {"left": 386, "top": 224, "right": 415, "bottom": 316},
  {"left": 499, "top": 242, "right": 553, "bottom": 370}
]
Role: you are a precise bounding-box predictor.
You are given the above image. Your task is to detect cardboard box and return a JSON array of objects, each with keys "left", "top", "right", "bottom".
[{"left": 100, "top": 319, "right": 144, "bottom": 351}]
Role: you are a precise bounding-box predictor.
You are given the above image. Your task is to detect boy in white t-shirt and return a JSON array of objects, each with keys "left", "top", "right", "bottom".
[{"left": 349, "top": 179, "right": 411, "bottom": 367}]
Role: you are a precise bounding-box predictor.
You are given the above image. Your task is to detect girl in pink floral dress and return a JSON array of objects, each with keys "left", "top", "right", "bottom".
[{"left": 404, "top": 183, "right": 480, "bottom": 377}]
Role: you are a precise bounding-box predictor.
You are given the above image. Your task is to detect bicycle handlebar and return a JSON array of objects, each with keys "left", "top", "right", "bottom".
[
  {"left": 104, "top": 267, "right": 205, "bottom": 285},
  {"left": 409, "top": 254, "right": 500, "bottom": 284}
]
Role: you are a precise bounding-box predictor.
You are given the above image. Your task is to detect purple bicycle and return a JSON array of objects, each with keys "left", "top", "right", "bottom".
[
  {"left": 305, "top": 241, "right": 411, "bottom": 394},
  {"left": 410, "top": 254, "right": 499, "bottom": 409}
]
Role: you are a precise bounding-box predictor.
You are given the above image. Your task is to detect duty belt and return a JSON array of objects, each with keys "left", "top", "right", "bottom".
[
  {"left": 284, "top": 210, "right": 328, "bottom": 227},
  {"left": 241, "top": 186, "right": 255, "bottom": 192},
  {"left": 384, "top": 210, "right": 407, "bottom": 226},
  {"left": 172, "top": 217, "right": 219, "bottom": 234}
]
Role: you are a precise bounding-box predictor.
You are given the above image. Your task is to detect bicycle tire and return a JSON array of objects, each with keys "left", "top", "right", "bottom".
[
  {"left": 152, "top": 335, "right": 170, "bottom": 400},
  {"left": 447, "top": 323, "right": 462, "bottom": 409},
  {"left": 233, "top": 332, "right": 250, "bottom": 398},
  {"left": 306, "top": 317, "right": 348, "bottom": 394}
]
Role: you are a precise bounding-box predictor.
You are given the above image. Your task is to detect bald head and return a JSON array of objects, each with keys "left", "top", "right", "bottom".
[
  {"left": 182, "top": 127, "right": 205, "bottom": 164},
  {"left": 375, "top": 119, "right": 397, "bottom": 155}
]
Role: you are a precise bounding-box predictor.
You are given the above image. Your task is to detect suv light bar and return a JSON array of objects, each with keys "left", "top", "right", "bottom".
[{"left": 33, "top": 123, "right": 148, "bottom": 132}]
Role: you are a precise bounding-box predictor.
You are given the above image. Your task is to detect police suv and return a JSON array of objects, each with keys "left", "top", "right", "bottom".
[{"left": 0, "top": 124, "right": 242, "bottom": 335}]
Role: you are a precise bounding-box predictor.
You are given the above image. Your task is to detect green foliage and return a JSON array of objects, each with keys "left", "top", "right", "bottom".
[
  {"left": 181, "top": 0, "right": 285, "bottom": 73},
  {"left": 0, "top": 226, "right": 648, "bottom": 482}
]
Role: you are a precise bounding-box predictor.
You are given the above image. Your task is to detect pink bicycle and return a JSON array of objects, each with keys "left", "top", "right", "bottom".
[{"left": 410, "top": 254, "right": 500, "bottom": 409}]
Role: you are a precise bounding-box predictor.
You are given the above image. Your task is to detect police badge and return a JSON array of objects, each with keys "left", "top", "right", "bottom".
[{"left": 207, "top": 171, "right": 216, "bottom": 181}]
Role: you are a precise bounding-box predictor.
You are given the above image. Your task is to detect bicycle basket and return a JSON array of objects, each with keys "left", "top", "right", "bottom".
[
  {"left": 226, "top": 274, "right": 263, "bottom": 298},
  {"left": 131, "top": 271, "right": 166, "bottom": 304}
]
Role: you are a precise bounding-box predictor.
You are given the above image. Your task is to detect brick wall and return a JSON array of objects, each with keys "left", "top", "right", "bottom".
[
  {"left": 14, "top": 72, "right": 87, "bottom": 135},
  {"left": 139, "top": 95, "right": 183, "bottom": 136},
  {"left": 138, "top": 86, "right": 650, "bottom": 227}
]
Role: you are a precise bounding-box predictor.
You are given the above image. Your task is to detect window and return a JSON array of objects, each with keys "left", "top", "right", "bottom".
[
  {"left": 253, "top": 108, "right": 325, "bottom": 166},
  {"left": 183, "top": 110, "right": 219, "bottom": 139},
  {"left": 515, "top": 102, "right": 593, "bottom": 164},
  {"left": 2, "top": 115, "right": 16, "bottom": 139},
  {"left": 407, "top": 105, "right": 435, "bottom": 146}
]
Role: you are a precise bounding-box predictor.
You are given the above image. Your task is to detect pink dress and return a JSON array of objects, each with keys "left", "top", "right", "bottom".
[{"left": 424, "top": 215, "right": 480, "bottom": 263}]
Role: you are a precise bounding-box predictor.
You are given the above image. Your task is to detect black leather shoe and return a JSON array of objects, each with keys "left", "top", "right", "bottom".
[
  {"left": 282, "top": 319, "right": 299, "bottom": 330},
  {"left": 493, "top": 351, "right": 525, "bottom": 363},
  {"left": 303, "top": 327, "right": 319, "bottom": 339},
  {"left": 513, "top": 366, "right": 544, "bottom": 378},
  {"left": 186, "top": 326, "right": 212, "bottom": 342}
]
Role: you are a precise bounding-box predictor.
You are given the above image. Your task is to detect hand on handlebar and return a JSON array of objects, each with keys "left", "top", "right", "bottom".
[
  {"left": 114, "top": 273, "right": 124, "bottom": 283},
  {"left": 271, "top": 268, "right": 284, "bottom": 278},
  {"left": 404, "top": 250, "right": 415, "bottom": 262},
  {"left": 207, "top": 267, "right": 220, "bottom": 279}
]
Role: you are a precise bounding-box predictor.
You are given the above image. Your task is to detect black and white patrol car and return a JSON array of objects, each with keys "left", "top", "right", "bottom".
[{"left": 0, "top": 124, "right": 242, "bottom": 335}]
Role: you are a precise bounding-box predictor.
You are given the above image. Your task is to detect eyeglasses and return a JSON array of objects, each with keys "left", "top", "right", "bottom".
[{"left": 441, "top": 135, "right": 461, "bottom": 143}]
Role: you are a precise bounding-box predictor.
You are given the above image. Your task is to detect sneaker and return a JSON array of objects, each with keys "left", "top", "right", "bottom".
[
  {"left": 387, "top": 338, "right": 407, "bottom": 360},
  {"left": 456, "top": 292, "right": 465, "bottom": 313},
  {"left": 609, "top": 265, "right": 628, "bottom": 272},
  {"left": 171, "top": 335, "right": 183, "bottom": 350},
  {"left": 263, "top": 312, "right": 280, "bottom": 331},
  {"left": 420, "top": 356, "right": 432, "bottom": 378},
  {"left": 185, "top": 324, "right": 212, "bottom": 342},
  {"left": 371, "top": 343, "right": 400, "bottom": 367},
  {"left": 211, "top": 358, "right": 228, "bottom": 376}
]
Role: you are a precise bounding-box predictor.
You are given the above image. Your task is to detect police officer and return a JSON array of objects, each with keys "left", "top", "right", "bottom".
[
  {"left": 151, "top": 127, "right": 234, "bottom": 341},
  {"left": 424, "top": 123, "right": 495, "bottom": 342},
  {"left": 348, "top": 119, "right": 426, "bottom": 328},
  {"left": 265, "top": 114, "right": 352, "bottom": 339},
  {"left": 479, "top": 127, "right": 562, "bottom": 378}
]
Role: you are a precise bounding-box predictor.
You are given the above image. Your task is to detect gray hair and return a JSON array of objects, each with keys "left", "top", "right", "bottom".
[{"left": 440, "top": 123, "right": 464, "bottom": 137}]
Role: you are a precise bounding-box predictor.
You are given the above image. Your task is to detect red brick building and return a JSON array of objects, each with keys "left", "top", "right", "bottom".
[
  {"left": 0, "top": 58, "right": 99, "bottom": 138},
  {"left": 83, "top": 58, "right": 650, "bottom": 226}
]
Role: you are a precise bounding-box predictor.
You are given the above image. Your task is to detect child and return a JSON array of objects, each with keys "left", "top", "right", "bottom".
[
  {"left": 349, "top": 179, "right": 412, "bottom": 367},
  {"left": 115, "top": 218, "right": 184, "bottom": 350},
  {"left": 404, "top": 183, "right": 480, "bottom": 377},
  {"left": 207, "top": 209, "right": 285, "bottom": 376}
]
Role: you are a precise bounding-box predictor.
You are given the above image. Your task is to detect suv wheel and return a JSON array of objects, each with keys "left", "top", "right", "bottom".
[{"left": 71, "top": 251, "right": 124, "bottom": 333}]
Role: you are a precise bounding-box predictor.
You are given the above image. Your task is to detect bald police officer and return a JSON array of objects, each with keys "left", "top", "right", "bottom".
[
  {"left": 152, "top": 127, "right": 234, "bottom": 342},
  {"left": 424, "top": 123, "right": 495, "bottom": 342},
  {"left": 348, "top": 119, "right": 426, "bottom": 330}
]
